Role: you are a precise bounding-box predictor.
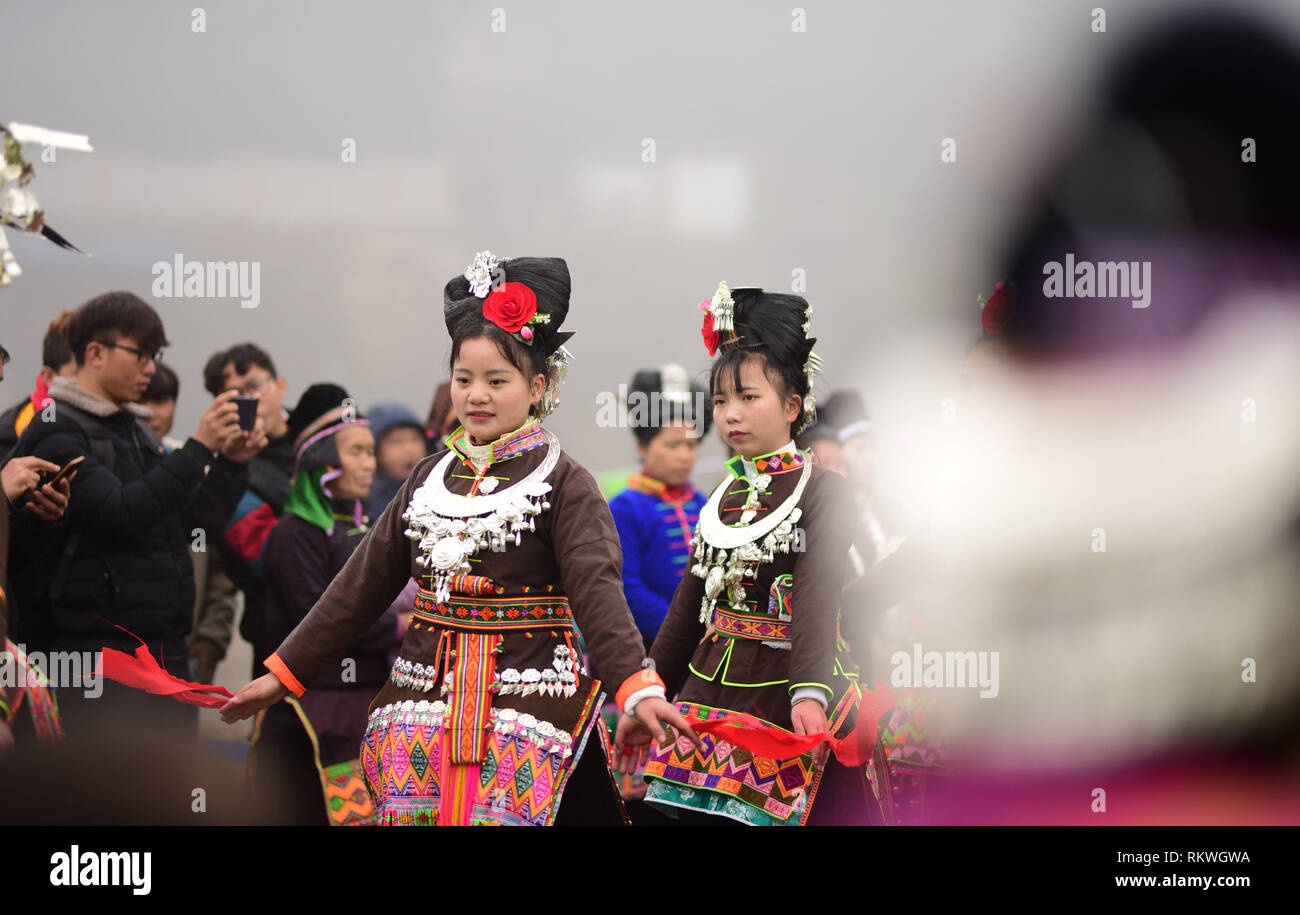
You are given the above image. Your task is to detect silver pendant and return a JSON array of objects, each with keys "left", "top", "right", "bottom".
[{"left": 704, "top": 566, "right": 724, "bottom": 600}]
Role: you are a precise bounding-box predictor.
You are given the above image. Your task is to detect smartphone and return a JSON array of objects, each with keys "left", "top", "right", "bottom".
[
  {"left": 45, "top": 455, "right": 85, "bottom": 488},
  {"left": 233, "top": 395, "right": 258, "bottom": 432}
]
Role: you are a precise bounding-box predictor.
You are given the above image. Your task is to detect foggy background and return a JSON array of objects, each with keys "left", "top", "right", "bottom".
[{"left": 4, "top": 0, "right": 1300, "bottom": 478}]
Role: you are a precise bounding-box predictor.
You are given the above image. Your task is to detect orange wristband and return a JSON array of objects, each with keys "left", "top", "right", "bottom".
[
  {"left": 615, "top": 668, "right": 666, "bottom": 712},
  {"left": 264, "top": 652, "right": 307, "bottom": 697}
]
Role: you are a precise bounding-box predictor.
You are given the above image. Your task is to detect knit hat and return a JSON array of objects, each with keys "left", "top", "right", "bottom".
[{"left": 367, "top": 401, "right": 424, "bottom": 445}]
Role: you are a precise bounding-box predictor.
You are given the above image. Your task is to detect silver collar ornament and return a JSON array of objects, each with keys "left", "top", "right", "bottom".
[
  {"left": 690, "top": 458, "right": 812, "bottom": 622},
  {"left": 403, "top": 430, "right": 561, "bottom": 602}
]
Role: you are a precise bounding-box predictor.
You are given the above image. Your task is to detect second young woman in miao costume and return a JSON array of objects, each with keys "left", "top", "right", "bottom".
[{"left": 617, "top": 282, "right": 870, "bottom": 826}]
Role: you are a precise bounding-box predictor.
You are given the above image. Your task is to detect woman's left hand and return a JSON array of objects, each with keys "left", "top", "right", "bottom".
[{"left": 219, "top": 673, "right": 289, "bottom": 723}]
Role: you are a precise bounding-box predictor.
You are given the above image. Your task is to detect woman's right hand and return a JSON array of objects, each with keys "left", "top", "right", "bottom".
[
  {"left": 613, "top": 697, "right": 705, "bottom": 775},
  {"left": 219, "top": 673, "right": 289, "bottom": 723}
]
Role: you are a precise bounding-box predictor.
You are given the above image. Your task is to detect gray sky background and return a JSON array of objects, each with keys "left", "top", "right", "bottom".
[{"left": 5, "top": 0, "right": 1300, "bottom": 476}]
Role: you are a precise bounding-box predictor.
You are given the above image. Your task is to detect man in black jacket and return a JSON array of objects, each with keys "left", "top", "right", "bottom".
[
  {"left": 201, "top": 343, "right": 296, "bottom": 675},
  {"left": 7, "top": 292, "right": 268, "bottom": 740}
]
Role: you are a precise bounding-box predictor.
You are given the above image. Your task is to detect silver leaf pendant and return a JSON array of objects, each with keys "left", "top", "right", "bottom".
[{"left": 704, "top": 566, "right": 724, "bottom": 599}]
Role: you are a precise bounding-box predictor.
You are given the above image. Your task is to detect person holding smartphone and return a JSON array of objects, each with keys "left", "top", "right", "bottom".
[
  {"left": 1, "top": 342, "right": 73, "bottom": 755},
  {"left": 6, "top": 292, "right": 268, "bottom": 745}
]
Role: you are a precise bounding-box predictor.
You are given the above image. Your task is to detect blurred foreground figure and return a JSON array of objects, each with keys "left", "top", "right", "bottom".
[
  {"left": 0, "top": 726, "right": 269, "bottom": 825},
  {"left": 873, "top": 10, "right": 1300, "bottom": 824}
]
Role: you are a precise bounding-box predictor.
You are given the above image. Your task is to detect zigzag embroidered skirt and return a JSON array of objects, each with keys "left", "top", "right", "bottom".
[{"left": 360, "top": 590, "right": 623, "bottom": 826}]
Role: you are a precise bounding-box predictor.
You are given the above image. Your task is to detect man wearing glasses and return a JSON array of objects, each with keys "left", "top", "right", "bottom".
[{"left": 6, "top": 291, "right": 268, "bottom": 742}]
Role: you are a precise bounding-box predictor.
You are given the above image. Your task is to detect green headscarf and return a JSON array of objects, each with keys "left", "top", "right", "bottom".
[{"left": 285, "top": 465, "right": 336, "bottom": 534}]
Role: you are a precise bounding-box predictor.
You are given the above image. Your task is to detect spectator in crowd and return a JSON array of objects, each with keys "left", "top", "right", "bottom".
[
  {"left": 140, "top": 362, "right": 179, "bottom": 444},
  {"left": 365, "top": 402, "right": 429, "bottom": 517},
  {"left": 795, "top": 408, "right": 844, "bottom": 475},
  {"left": 0, "top": 342, "right": 71, "bottom": 754},
  {"left": 6, "top": 293, "right": 266, "bottom": 741},
  {"left": 251, "top": 384, "right": 399, "bottom": 824},
  {"left": 0, "top": 311, "right": 77, "bottom": 457},
  {"left": 607, "top": 365, "right": 709, "bottom": 649},
  {"left": 424, "top": 379, "right": 456, "bottom": 448},
  {"left": 201, "top": 343, "right": 296, "bottom": 674},
  {"left": 140, "top": 364, "right": 240, "bottom": 684}
]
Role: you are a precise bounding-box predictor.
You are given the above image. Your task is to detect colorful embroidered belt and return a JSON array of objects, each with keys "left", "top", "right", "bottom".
[
  {"left": 710, "top": 605, "right": 791, "bottom": 642},
  {"left": 404, "top": 589, "right": 580, "bottom": 785},
  {"left": 412, "top": 588, "right": 574, "bottom": 633}
]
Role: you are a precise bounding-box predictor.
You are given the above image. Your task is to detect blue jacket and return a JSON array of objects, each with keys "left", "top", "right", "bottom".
[{"left": 608, "top": 475, "right": 705, "bottom": 641}]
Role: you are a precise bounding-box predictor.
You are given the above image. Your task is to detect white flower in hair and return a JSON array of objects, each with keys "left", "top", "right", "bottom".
[
  {"left": 660, "top": 363, "right": 692, "bottom": 404},
  {"left": 464, "top": 250, "right": 500, "bottom": 298},
  {"left": 710, "top": 281, "right": 735, "bottom": 334}
]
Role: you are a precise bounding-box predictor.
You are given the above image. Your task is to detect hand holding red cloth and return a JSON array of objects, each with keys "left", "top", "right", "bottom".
[{"left": 688, "top": 681, "right": 897, "bottom": 768}]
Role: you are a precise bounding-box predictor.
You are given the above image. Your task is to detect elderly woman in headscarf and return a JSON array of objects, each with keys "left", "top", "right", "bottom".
[{"left": 249, "top": 383, "right": 403, "bottom": 825}]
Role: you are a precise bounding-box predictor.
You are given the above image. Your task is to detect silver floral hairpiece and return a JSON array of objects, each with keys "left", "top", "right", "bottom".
[
  {"left": 464, "top": 250, "right": 501, "bottom": 298},
  {"left": 709, "top": 281, "right": 735, "bottom": 335}
]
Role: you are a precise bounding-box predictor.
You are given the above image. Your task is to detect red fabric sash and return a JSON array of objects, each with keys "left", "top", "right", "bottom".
[
  {"left": 96, "top": 627, "right": 235, "bottom": 709},
  {"left": 687, "top": 681, "right": 897, "bottom": 768}
]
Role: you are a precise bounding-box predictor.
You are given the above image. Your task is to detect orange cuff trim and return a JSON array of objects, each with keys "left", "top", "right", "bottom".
[
  {"left": 265, "top": 652, "right": 307, "bottom": 697},
  {"left": 615, "top": 668, "right": 666, "bottom": 711}
]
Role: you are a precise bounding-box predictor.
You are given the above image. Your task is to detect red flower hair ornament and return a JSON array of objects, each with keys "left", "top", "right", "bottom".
[
  {"left": 483, "top": 281, "right": 538, "bottom": 335},
  {"left": 699, "top": 281, "right": 736, "bottom": 356},
  {"left": 701, "top": 309, "right": 721, "bottom": 356},
  {"left": 979, "top": 281, "right": 1013, "bottom": 335},
  {"left": 463, "top": 251, "right": 551, "bottom": 345}
]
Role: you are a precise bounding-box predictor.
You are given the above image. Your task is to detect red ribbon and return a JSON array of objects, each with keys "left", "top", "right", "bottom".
[
  {"left": 685, "top": 681, "right": 898, "bottom": 768},
  {"left": 95, "top": 626, "right": 235, "bottom": 709}
]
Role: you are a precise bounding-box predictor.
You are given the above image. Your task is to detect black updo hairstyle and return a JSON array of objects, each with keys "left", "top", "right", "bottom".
[
  {"left": 708, "top": 287, "right": 816, "bottom": 435},
  {"left": 627, "top": 366, "right": 713, "bottom": 447},
  {"left": 443, "top": 256, "right": 574, "bottom": 417}
]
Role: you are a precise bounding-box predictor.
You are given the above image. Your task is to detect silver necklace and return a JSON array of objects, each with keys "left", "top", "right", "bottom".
[
  {"left": 690, "top": 459, "right": 811, "bottom": 622},
  {"left": 403, "top": 430, "right": 560, "bottom": 602}
]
